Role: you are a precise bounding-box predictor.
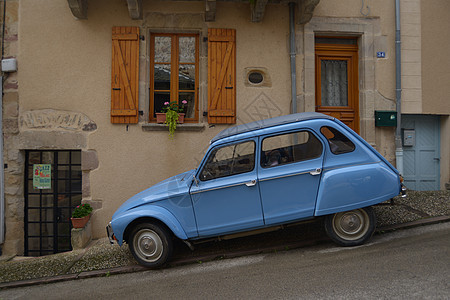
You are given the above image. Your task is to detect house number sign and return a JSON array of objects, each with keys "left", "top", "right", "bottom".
[{"left": 33, "top": 164, "right": 51, "bottom": 189}]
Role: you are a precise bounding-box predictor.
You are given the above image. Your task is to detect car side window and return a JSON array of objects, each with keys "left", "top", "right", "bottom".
[
  {"left": 320, "top": 126, "right": 355, "bottom": 154},
  {"left": 200, "top": 141, "right": 255, "bottom": 181},
  {"left": 261, "top": 131, "right": 323, "bottom": 168}
]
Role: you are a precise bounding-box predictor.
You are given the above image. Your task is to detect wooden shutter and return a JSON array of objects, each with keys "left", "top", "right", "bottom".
[
  {"left": 208, "top": 28, "right": 236, "bottom": 124},
  {"left": 111, "top": 27, "right": 139, "bottom": 124}
]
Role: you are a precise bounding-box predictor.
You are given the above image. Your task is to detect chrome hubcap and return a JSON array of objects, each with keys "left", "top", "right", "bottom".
[
  {"left": 134, "top": 229, "right": 163, "bottom": 263},
  {"left": 332, "top": 209, "right": 369, "bottom": 241}
]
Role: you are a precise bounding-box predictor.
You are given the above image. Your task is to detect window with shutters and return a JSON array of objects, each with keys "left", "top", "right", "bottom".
[{"left": 150, "top": 33, "right": 199, "bottom": 122}]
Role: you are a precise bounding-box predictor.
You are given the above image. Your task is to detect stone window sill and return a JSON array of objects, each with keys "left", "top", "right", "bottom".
[{"left": 141, "top": 123, "right": 205, "bottom": 132}]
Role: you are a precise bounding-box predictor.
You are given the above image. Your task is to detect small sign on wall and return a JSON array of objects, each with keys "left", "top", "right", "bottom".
[
  {"left": 33, "top": 164, "right": 51, "bottom": 189},
  {"left": 377, "top": 52, "right": 386, "bottom": 58}
]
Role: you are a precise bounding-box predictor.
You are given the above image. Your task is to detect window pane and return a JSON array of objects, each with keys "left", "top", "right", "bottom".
[
  {"left": 200, "top": 141, "right": 255, "bottom": 181},
  {"left": 154, "top": 36, "right": 171, "bottom": 63},
  {"left": 320, "top": 126, "right": 355, "bottom": 154},
  {"left": 42, "top": 223, "right": 54, "bottom": 236},
  {"left": 28, "top": 152, "right": 41, "bottom": 165},
  {"left": 315, "top": 37, "right": 357, "bottom": 45},
  {"left": 41, "top": 237, "right": 53, "bottom": 251},
  {"left": 28, "top": 194, "right": 40, "bottom": 207},
  {"left": 71, "top": 165, "right": 82, "bottom": 180},
  {"left": 178, "top": 64, "right": 195, "bottom": 90},
  {"left": 58, "top": 152, "right": 70, "bottom": 164},
  {"left": 58, "top": 165, "right": 69, "bottom": 179},
  {"left": 41, "top": 152, "right": 55, "bottom": 165},
  {"left": 321, "top": 60, "right": 348, "bottom": 106},
  {"left": 42, "top": 194, "right": 54, "bottom": 207},
  {"left": 261, "top": 131, "right": 323, "bottom": 168},
  {"left": 179, "top": 37, "right": 195, "bottom": 63},
  {"left": 42, "top": 208, "right": 54, "bottom": 222},
  {"left": 71, "top": 151, "right": 81, "bottom": 164},
  {"left": 71, "top": 195, "right": 82, "bottom": 209},
  {"left": 28, "top": 223, "right": 40, "bottom": 237},
  {"left": 28, "top": 208, "right": 40, "bottom": 222},
  {"left": 179, "top": 92, "right": 195, "bottom": 119},
  {"left": 58, "top": 224, "right": 71, "bottom": 237},
  {"left": 58, "top": 180, "right": 69, "bottom": 193},
  {"left": 57, "top": 237, "right": 71, "bottom": 252},
  {"left": 154, "top": 92, "right": 170, "bottom": 115},
  {"left": 28, "top": 237, "right": 40, "bottom": 251},
  {"left": 57, "top": 194, "right": 70, "bottom": 207},
  {"left": 71, "top": 180, "right": 82, "bottom": 193},
  {"left": 59, "top": 208, "right": 71, "bottom": 223},
  {"left": 154, "top": 64, "right": 171, "bottom": 90}
]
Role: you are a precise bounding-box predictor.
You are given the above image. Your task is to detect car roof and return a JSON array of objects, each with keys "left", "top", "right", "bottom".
[{"left": 211, "top": 112, "right": 334, "bottom": 143}]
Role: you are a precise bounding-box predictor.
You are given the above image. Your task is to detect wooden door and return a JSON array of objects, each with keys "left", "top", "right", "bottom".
[{"left": 315, "top": 43, "right": 359, "bottom": 133}]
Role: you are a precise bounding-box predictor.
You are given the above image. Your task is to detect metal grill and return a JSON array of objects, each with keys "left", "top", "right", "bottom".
[{"left": 24, "top": 150, "right": 82, "bottom": 256}]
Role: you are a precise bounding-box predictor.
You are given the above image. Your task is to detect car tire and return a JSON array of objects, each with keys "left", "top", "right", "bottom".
[
  {"left": 129, "top": 222, "right": 173, "bottom": 268},
  {"left": 324, "top": 206, "right": 376, "bottom": 247}
]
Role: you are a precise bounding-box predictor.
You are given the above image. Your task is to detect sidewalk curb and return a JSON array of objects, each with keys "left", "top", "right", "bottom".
[{"left": 1, "top": 215, "right": 449, "bottom": 290}]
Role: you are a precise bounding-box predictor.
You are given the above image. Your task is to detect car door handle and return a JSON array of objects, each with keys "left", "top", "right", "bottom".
[
  {"left": 309, "top": 168, "right": 322, "bottom": 176},
  {"left": 245, "top": 179, "right": 257, "bottom": 187}
]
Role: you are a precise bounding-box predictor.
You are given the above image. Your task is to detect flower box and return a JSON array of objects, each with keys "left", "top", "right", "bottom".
[{"left": 156, "top": 113, "right": 185, "bottom": 124}]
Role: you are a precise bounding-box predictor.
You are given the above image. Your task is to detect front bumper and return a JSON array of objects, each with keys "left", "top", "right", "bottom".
[{"left": 106, "top": 222, "right": 116, "bottom": 244}]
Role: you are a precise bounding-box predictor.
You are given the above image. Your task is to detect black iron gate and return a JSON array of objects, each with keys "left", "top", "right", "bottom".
[{"left": 24, "top": 150, "right": 82, "bottom": 256}]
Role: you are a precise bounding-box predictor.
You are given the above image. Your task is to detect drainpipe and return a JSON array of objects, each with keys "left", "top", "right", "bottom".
[
  {"left": 289, "top": 2, "right": 297, "bottom": 114},
  {"left": 395, "top": 0, "right": 403, "bottom": 175},
  {"left": 0, "top": 0, "right": 6, "bottom": 247},
  {"left": 0, "top": 75, "right": 3, "bottom": 248}
]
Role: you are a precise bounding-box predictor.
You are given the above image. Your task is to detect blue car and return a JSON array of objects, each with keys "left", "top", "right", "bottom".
[{"left": 107, "top": 112, "right": 405, "bottom": 268}]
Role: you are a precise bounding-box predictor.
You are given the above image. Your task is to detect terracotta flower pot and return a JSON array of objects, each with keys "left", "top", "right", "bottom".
[
  {"left": 155, "top": 113, "right": 185, "bottom": 124},
  {"left": 156, "top": 113, "right": 166, "bottom": 124},
  {"left": 71, "top": 214, "right": 90, "bottom": 228}
]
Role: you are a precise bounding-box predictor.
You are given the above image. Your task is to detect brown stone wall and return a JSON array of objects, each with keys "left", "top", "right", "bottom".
[{"left": 1, "top": 0, "right": 20, "bottom": 255}]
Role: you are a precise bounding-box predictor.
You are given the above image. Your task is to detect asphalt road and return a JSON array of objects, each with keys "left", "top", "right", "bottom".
[{"left": 1, "top": 223, "right": 449, "bottom": 299}]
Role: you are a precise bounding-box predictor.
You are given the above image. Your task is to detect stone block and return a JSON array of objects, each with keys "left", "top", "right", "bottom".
[
  {"left": 81, "top": 150, "right": 99, "bottom": 171},
  {"left": 71, "top": 220, "right": 92, "bottom": 250},
  {"left": 3, "top": 119, "right": 19, "bottom": 134},
  {"left": 83, "top": 199, "right": 102, "bottom": 210},
  {"left": 3, "top": 91, "right": 18, "bottom": 104},
  {"left": 4, "top": 100, "right": 18, "bottom": 118},
  {"left": 82, "top": 172, "right": 90, "bottom": 198}
]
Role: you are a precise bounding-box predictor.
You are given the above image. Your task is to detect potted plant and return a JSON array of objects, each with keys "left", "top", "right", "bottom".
[
  {"left": 157, "top": 100, "right": 188, "bottom": 137},
  {"left": 71, "top": 203, "right": 93, "bottom": 228}
]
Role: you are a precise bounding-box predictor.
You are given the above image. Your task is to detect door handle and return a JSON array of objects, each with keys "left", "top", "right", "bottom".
[
  {"left": 310, "top": 168, "right": 322, "bottom": 176},
  {"left": 245, "top": 179, "right": 257, "bottom": 187}
]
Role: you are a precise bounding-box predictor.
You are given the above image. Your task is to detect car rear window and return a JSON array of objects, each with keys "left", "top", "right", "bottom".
[{"left": 320, "top": 126, "right": 355, "bottom": 154}]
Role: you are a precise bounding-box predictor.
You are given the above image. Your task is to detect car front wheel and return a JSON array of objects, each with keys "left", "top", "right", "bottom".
[
  {"left": 324, "top": 206, "right": 376, "bottom": 247},
  {"left": 129, "top": 222, "right": 173, "bottom": 268}
]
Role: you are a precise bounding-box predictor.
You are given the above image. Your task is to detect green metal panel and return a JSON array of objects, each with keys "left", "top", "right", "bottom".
[{"left": 375, "top": 111, "right": 397, "bottom": 127}]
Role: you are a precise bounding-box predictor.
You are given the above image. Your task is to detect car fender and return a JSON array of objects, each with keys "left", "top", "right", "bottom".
[
  {"left": 110, "top": 205, "right": 188, "bottom": 246},
  {"left": 315, "top": 162, "right": 400, "bottom": 216}
]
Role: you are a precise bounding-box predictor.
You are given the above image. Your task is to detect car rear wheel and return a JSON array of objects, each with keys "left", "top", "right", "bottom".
[
  {"left": 324, "top": 207, "right": 376, "bottom": 247},
  {"left": 129, "top": 222, "right": 173, "bottom": 268}
]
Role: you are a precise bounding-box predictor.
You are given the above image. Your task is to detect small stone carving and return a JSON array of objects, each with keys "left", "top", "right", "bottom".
[{"left": 19, "top": 109, "right": 97, "bottom": 132}]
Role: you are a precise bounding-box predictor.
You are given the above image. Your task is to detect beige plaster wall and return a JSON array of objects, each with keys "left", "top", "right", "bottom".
[
  {"left": 421, "top": 0, "right": 450, "bottom": 115},
  {"left": 17, "top": 0, "right": 293, "bottom": 240},
  {"left": 4, "top": 0, "right": 405, "bottom": 254}
]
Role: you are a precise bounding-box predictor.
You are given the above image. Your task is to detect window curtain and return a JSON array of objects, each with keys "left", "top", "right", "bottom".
[{"left": 321, "top": 60, "right": 348, "bottom": 107}]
